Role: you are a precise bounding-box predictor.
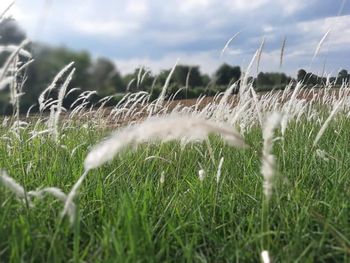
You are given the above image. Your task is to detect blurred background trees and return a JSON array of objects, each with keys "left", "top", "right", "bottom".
[
  {"left": 0, "top": 18, "right": 26, "bottom": 45},
  {"left": 0, "top": 18, "right": 348, "bottom": 114},
  {"left": 215, "top": 64, "right": 241, "bottom": 86}
]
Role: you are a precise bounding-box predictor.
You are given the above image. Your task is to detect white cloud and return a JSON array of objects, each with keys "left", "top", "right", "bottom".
[
  {"left": 177, "top": 0, "right": 211, "bottom": 13},
  {"left": 126, "top": 0, "right": 149, "bottom": 17},
  {"left": 278, "top": 0, "right": 314, "bottom": 15},
  {"left": 1, "top": 0, "right": 348, "bottom": 76},
  {"left": 297, "top": 15, "right": 350, "bottom": 48},
  {"left": 73, "top": 20, "right": 140, "bottom": 37},
  {"left": 148, "top": 30, "right": 203, "bottom": 46},
  {"left": 0, "top": 0, "right": 15, "bottom": 15},
  {"left": 223, "top": 0, "right": 269, "bottom": 12}
]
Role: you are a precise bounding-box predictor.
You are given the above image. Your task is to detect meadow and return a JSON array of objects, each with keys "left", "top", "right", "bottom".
[{"left": 0, "top": 26, "right": 350, "bottom": 262}]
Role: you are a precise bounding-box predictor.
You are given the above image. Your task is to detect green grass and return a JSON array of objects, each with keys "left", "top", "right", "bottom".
[{"left": 0, "top": 116, "right": 349, "bottom": 262}]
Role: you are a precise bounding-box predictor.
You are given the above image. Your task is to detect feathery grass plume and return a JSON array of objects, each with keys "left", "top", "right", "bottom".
[
  {"left": 0, "top": 45, "right": 31, "bottom": 58},
  {"left": 2, "top": 116, "right": 9, "bottom": 127},
  {"left": 281, "top": 82, "right": 302, "bottom": 136},
  {"left": 62, "top": 169, "right": 89, "bottom": 224},
  {"left": 260, "top": 141, "right": 275, "bottom": 263},
  {"left": 198, "top": 169, "right": 206, "bottom": 181},
  {"left": 28, "top": 187, "right": 75, "bottom": 218},
  {"left": 154, "top": 59, "right": 179, "bottom": 109},
  {"left": 136, "top": 65, "right": 143, "bottom": 89},
  {"left": 160, "top": 171, "right": 165, "bottom": 184},
  {"left": 280, "top": 36, "right": 287, "bottom": 68},
  {"left": 0, "top": 170, "right": 27, "bottom": 200},
  {"left": 0, "top": 2, "right": 15, "bottom": 22},
  {"left": 53, "top": 68, "right": 75, "bottom": 142},
  {"left": 261, "top": 250, "right": 271, "bottom": 263},
  {"left": 140, "top": 69, "right": 150, "bottom": 85},
  {"left": 9, "top": 55, "right": 21, "bottom": 119},
  {"left": 126, "top": 78, "right": 135, "bottom": 92},
  {"left": 230, "top": 100, "right": 251, "bottom": 125},
  {"left": 38, "top": 62, "right": 74, "bottom": 111},
  {"left": 241, "top": 49, "right": 259, "bottom": 92},
  {"left": 185, "top": 66, "right": 192, "bottom": 91},
  {"left": 69, "top": 90, "right": 97, "bottom": 109},
  {"left": 220, "top": 31, "right": 240, "bottom": 57},
  {"left": 64, "top": 112, "right": 248, "bottom": 224},
  {"left": 215, "top": 82, "right": 237, "bottom": 121},
  {"left": 216, "top": 157, "right": 224, "bottom": 184},
  {"left": 313, "top": 28, "right": 331, "bottom": 60},
  {"left": 145, "top": 156, "right": 172, "bottom": 163},
  {"left": 84, "top": 114, "right": 247, "bottom": 170},
  {"left": 9, "top": 184, "right": 75, "bottom": 223},
  {"left": 26, "top": 104, "right": 36, "bottom": 119},
  {"left": 261, "top": 112, "right": 282, "bottom": 199},
  {"left": 65, "top": 87, "right": 81, "bottom": 98},
  {"left": 315, "top": 149, "right": 330, "bottom": 162},
  {"left": 313, "top": 101, "right": 342, "bottom": 147},
  {"left": 0, "top": 40, "right": 30, "bottom": 81},
  {"left": 256, "top": 37, "right": 265, "bottom": 74},
  {"left": 249, "top": 85, "right": 263, "bottom": 127},
  {"left": 29, "top": 187, "right": 68, "bottom": 202},
  {"left": 0, "top": 76, "right": 13, "bottom": 91}
]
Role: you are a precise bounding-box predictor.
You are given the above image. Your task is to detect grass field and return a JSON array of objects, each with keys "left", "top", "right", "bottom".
[
  {"left": 0, "top": 31, "right": 350, "bottom": 262},
  {"left": 0, "top": 105, "right": 349, "bottom": 262}
]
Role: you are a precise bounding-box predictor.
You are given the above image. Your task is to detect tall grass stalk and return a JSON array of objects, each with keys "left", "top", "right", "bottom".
[
  {"left": 260, "top": 112, "right": 282, "bottom": 260},
  {"left": 220, "top": 31, "right": 240, "bottom": 57}
]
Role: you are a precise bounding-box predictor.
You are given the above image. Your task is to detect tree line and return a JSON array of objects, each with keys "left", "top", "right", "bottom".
[{"left": 1, "top": 18, "right": 349, "bottom": 114}]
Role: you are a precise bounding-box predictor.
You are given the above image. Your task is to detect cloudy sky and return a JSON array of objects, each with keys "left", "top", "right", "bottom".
[{"left": 1, "top": 0, "right": 350, "bottom": 76}]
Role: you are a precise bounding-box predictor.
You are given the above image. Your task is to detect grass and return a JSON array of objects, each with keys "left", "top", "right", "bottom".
[{"left": 0, "top": 114, "right": 349, "bottom": 262}]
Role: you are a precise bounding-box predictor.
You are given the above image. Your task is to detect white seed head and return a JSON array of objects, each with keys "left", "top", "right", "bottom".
[
  {"left": 160, "top": 171, "right": 165, "bottom": 184},
  {"left": 261, "top": 250, "right": 271, "bottom": 263},
  {"left": 261, "top": 112, "right": 282, "bottom": 200},
  {"left": 316, "top": 149, "right": 329, "bottom": 162},
  {"left": 84, "top": 115, "right": 246, "bottom": 171},
  {"left": 0, "top": 170, "right": 26, "bottom": 199},
  {"left": 198, "top": 169, "right": 206, "bottom": 182},
  {"left": 216, "top": 157, "right": 224, "bottom": 184}
]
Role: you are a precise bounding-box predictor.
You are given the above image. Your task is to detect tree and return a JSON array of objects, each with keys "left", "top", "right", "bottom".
[
  {"left": 256, "top": 72, "right": 291, "bottom": 89},
  {"left": 173, "top": 65, "right": 203, "bottom": 88},
  {"left": 257, "top": 72, "right": 270, "bottom": 86},
  {"left": 304, "top": 72, "right": 318, "bottom": 86},
  {"left": 88, "top": 58, "right": 124, "bottom": 96},
  {"left": 201, "top": 74, "right": 211, "bottom": 87},
  {"left": 337, "top": 69, "right": 349, "bottom": 84},
  {"left": 215, "top": 64, "right": 241, "bottom": 86},
  {"left": 23, "top": 44, "right": 93, "bottom": 110},
  {"left": 0, "top": 18, "right": 26, "bottom": 45},
  {"left": 297, "top": 69, "right": 307, "bottom": 82}
]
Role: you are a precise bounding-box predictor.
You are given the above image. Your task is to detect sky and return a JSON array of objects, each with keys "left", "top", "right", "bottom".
[{"left": 1, "top": 0, "right": 350, "bottom": 77}]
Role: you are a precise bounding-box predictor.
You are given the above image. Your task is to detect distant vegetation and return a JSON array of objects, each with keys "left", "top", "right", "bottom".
[{"left": 0, "top": 18, "right": 349, "bottom": 114}]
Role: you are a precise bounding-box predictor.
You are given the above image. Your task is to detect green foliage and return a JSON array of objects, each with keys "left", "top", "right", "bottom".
[
  {"left": 337, "top": 69, "right": 349, "bottom": 84},
  {"left": 172, "top": 65, "right": 203, "bottom": 88},
  {"left": 256, "top": 72, "right": 291, "bottom": 89},
  {"left": 0, "top": 18, "right": 26, "bottom": 45},
  {"left": 23, "top": 44, "right": 93, "bottom": 110},
  {"left": 297, "top": 69, "right": 307, "bottom": 82},
  {"left": 88, "top": 57, "right": 124, "bottom": 96},
  {"left": 0, "top": 115, "right": 349, "bottom": 262},
  {"left": 215, "top": 63, "right": 241, "bottom": 86}
]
